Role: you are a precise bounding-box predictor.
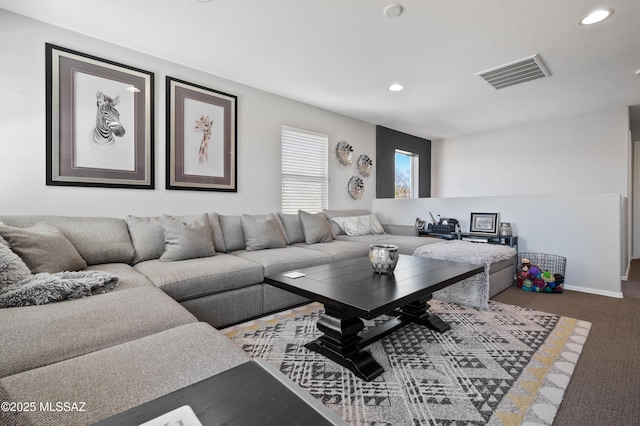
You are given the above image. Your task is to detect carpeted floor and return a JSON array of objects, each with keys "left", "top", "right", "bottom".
[
  {"left": 223, "top": 300, "right": 590, "bottom": 425},
  {"left": 493, "top": 284, "right": 640, "bottom": 426}
]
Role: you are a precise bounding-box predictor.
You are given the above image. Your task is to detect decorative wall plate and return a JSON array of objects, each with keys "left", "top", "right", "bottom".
[
  {"left": 357, "top": 154, "right": 373, "bottom": 177},
  {"left": 348, "top": 175, "right": 364, "bottom": 199},
  {"left": 336, "top": 141, "right": 353, "bottom": 166}
]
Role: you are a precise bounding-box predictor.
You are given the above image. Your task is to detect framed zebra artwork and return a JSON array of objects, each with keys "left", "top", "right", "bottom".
[
  {"left": 166, "top": 77, "right": 237, "bottom": 192},
  {"left": 45, "top": 43, "right": 154, "bottom": 189}
]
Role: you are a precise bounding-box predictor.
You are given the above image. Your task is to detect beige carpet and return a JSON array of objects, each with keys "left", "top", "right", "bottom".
[{"left": 223, "top": 300, "right": 590, "bottom": 425}]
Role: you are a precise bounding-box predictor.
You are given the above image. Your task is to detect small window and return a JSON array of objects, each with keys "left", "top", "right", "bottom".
[
  {"left": 281, "top": 126, "right": 329, "bottom": 213},
  {"left": 395, "top": 149, "right": 419, "bottom": 199}
]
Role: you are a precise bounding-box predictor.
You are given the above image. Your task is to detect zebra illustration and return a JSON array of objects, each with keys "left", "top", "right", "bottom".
[{"left": 92, "top": 91, "right": 125, "bottom": 148}]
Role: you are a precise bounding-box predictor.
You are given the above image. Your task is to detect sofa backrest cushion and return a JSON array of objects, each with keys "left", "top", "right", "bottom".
[
  {"left": 0, "top": 216, "right": 134, "bottom": 266},
  {"left": 322, "top": 209, "right": 372, "bottom": 236},
  {"left": 277, "top": 213, "right": 305, "bottom": 244},
  {"left": 241, "top": 214, "right": 288, "bottom": 251},
  {"left": 298, "top": 210, "right": 333, "bottom": 244},
  {"left": 159, "top": 214, "right": 215, "bottom": 262},
  {"left": 127, "top": 213, "right": 226, "bottom": 263}
]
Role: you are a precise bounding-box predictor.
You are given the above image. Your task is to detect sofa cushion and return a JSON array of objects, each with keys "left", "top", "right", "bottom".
[
  {"left": 0, "top": 223, "right": 87, "bottom": 273},
  {"left": 330, "top": 213, "right": 385, "bottom": 236},
  {"left": 278, "top": 213, "right": 304, "bottom": 244},
  {"left": 337, "top": 233, "right": 442, "bottom": 255},
  {"left": 0, "top": 236, "right": 31, "bottom": 290},
  {"left": 298, "top": 210, "right": 333, "bottom": 244},
  {"left": 0, "top": 215, "right": 135, "bottom": 265},
  {"left": 232, "top": 246, "right": 331, "bottom": 276},
  {"left": 218, "top": 215, "right": 245, "bottom": 252},
  {"left": 86, "top": 263, "right": 154, "bottom": 291},
  {"left": 181, "top": 284, "right": 264, "bottom": 328},
  {"left": 322, "top": 209, "right": 371, "bottom": 236},
  {"left": 134, "top": 253, "right": 264, "bottom": 302},
  {"left": 292, "top": 240, "right": 370, "bottom": 261},
  {"left": 160, "top": 214, "right": 216, "bottom": 262},
  {"left": 241, "top": 214, "right": 288, "bottom": 251},
  {"left": 127, "top": 213, "right": 226, "bottom": 263},
  {"left": 0, "top": 286, "right": 197, "bottom": 378},
  {"left": 0, "top": 322, "right": 250, "bottom": 426},
  {"left": 263, "top": 284, "right": 309, "bottom": 315},
  {"left": 126, "top": 215, "right": 165, "bottom": 264}
]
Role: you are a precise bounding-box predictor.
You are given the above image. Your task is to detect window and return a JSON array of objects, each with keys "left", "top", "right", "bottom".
[
  {"left": 395, "top": 149, "right": 419, "bottom": 199},
  {"left": 281, "top": 126, "right": 328, "bottom": 213}
]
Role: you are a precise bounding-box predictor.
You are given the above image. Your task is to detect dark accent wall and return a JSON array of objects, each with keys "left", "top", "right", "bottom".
[{"left": 376, "top": 125, "right": 431, "bottom": 198}]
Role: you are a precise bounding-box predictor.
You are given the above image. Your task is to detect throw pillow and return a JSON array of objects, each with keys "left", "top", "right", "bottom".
[
  {"left": 0, "top": 223, "right": 87, "bottom": 273},
  {"left": 0, "top": 236, "right": 31, "bottom": 291},
  {"left": 126, "top": 216, "right": 165, "bottom": 264},
  {"left": 331, "top": 214, "right": 386, "bottom": 236},
  {"left": 0, "top": 270, "right": 119, "bottom": 308},
  {"left": 159, "top": 214, "right": 216, "bottom": 262},
  {"left": 241, "top": 214, "right": 288, "bottom": 251},
  {"left": 298, "top": 210, "right": 333, "bottom": 244},
  {"left": 278, "top": 213, "right": 305, "bottom": 244},
  {"left": 208, "top": 213, "right": 227, "bottom": 253},
  {"left": 322, "top": 209, "right": 372, "bottom": 236},
  {"left": 218, "top": 215, "right": 246, "bottom": 252}
]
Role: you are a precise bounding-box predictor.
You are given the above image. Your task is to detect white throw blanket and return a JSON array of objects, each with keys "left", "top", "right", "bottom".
[{"left": 413, "top": 240, "right": 516, "bottom": 310}]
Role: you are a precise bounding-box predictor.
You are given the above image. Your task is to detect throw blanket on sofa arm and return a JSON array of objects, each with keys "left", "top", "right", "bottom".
[{"left": 413, "top": 240, "right": 516, "bottom": 310}]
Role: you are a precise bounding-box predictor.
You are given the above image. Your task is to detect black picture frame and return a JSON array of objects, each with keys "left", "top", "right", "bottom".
[
  {"left": 166, "top": 77, "right": 237, "bottom": 192},
  {"left": 469, "top": 212, "right": 499, "bottom": 235},
  {"left": 45, "top": 43, "right": 154, "bottom": 189}
]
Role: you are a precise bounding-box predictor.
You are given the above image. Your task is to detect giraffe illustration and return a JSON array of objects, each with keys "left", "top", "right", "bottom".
[{"left": 193, "top": 115, "right": 213, "bottom": 163}]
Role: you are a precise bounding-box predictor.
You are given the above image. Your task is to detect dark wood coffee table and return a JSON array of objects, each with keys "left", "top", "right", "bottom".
[{"left": 265, "top": 255, "right": 483, "bottom": 381}]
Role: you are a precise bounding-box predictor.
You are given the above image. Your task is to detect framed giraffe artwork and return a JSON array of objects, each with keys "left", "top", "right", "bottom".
[
  {"left": 45, "top": 43, "right": 154, "bottom": 189},
  {"left": 166, "top": 77, "right": 237, "bottom": 192}
]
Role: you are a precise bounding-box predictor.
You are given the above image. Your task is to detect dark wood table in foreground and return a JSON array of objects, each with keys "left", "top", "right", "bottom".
[
  {"left": 265, "top": 255, "right": 483, "bottom": 381},
  {"left": 94, "top": 359, "right": 348, "bottom": 425}
]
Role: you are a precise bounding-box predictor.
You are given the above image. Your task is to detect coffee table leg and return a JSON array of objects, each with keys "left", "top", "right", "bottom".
[
  {"left": 305, "top": 306, "right": 384, "bottom": 381},
  {"left": 400, "top": 295, "right": 451, "bottom": 333}
]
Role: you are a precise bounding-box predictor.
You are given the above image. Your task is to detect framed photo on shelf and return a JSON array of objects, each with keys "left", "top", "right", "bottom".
[
  {"left": 45, "top": 43, "right": 154, "bottom": 189},
  {"left": 469, "top": 212, "right": 499, "bottom": 235},
  {"left": 166, "top": 76, "right": 237, "bottom": 192}
]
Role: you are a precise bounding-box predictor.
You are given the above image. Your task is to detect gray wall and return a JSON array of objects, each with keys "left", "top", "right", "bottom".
[
  {"left": 376, "top": 126, "right": 431, "bottom": 198},
  {"left": 0, "top": 10, "right": 376, "bottom": 217}
]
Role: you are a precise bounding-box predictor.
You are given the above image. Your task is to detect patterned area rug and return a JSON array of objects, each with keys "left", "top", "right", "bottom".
[{"left": 222, "top": 300, "right": 590, "bottom": 425}]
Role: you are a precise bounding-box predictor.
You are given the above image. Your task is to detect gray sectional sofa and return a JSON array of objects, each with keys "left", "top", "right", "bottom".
[{"left": 0, "top": 209, "right": 514, "bottom": 425}]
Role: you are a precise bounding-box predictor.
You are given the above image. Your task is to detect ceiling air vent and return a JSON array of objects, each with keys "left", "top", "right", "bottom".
[{"left": 476, "top": 55, "right": 550, "bottom": 90}]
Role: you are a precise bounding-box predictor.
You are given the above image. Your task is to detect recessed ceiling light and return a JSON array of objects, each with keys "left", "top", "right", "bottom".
[
  {"left": 388, "top": 83, "right": 404, "bottom": 92},
  {"left": 383, "top": 4, "right": 404, "bottom": 18},
  {"left": 579, "top": 9, "right": 613, "bottom": 25}
]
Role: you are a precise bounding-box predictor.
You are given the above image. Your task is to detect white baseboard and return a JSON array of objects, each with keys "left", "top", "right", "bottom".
[
  {"left": 622, "top": 263, "right": 630, "bottom": 281},
  {"left": 563, "top": 285, "right": 624, "bottom": 299}
]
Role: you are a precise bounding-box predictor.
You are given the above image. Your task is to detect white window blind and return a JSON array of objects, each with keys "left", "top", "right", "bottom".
[{"left": 281, "top": 126, "right": 328, "bottom": 214}]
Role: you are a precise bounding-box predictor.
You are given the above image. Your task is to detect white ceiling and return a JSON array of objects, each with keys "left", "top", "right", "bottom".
[{"left": 1, "top": 0, "right": 639, "bottom": 140}]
